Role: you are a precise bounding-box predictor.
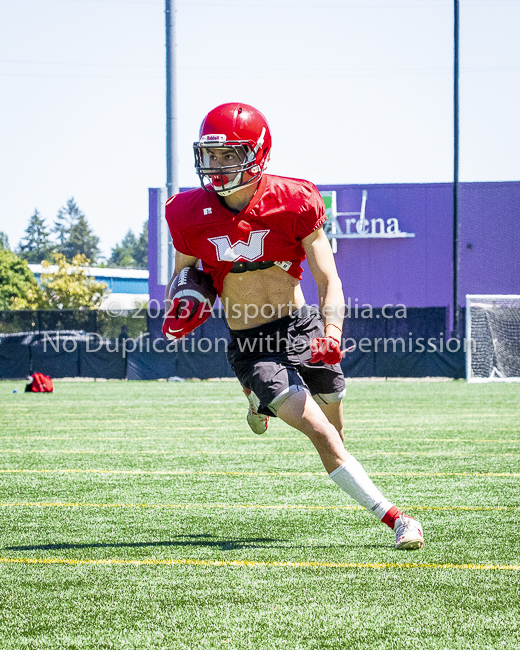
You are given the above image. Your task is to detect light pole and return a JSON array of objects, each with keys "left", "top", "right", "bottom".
[
  {"left": 452, "top": 0, "right": 460, "bottom": 337},
  {"left": 165, "top": 0, "right": 178, "bottom": 278}
]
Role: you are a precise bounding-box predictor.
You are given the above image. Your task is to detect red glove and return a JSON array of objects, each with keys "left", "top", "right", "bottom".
[
  {"left": 162, "top": 297, "right": 210, "bottom": 340},
  {"left": 309, "top": 336, "right": 342, "bottom": 365}
]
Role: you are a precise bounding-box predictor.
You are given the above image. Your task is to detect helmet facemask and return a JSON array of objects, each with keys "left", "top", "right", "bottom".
[{"left": 193, "top": 129, "right": 268, "bottom": 196}]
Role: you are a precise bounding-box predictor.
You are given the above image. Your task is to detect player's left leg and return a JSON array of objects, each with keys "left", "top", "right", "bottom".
[
  {"left": 242, "top": 386, "right": 269, "bottom": 435},
  {"left": 317, "top": 400, "right": 344, "bottom": 440},
  {"left": 275, "top": 390, "right": 424, "bottom": 550}
]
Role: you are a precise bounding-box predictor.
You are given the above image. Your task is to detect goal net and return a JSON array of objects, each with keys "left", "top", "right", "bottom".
[{"left": 466, "top": 295, "right": 520, "bottom": 382}]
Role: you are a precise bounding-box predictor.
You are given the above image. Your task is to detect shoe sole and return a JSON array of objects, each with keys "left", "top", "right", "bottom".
[
  {"left": 247, "top": 424, "right": 267, "bottom": 435},
  {"left": 246, "top": 412, "right": 268, "bottom": 435},
  {"left": 396, "top": 539, "right": 425, "bottom": 550}
]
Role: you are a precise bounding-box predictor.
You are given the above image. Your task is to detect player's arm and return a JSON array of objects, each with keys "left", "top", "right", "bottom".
[
  {"left": 303, "top": 227, "right": 345, "bottom": 364},
  {"left": 303, "top": 226, "right": 345, "bottom": 336},
  {"left": 174, "top": 252, "right": 199, "bottom": 276}
]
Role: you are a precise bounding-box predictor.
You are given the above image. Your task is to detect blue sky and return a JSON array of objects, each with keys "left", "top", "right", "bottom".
[{"left": 0, "top": 0, "right": 518, "bottom": 258}]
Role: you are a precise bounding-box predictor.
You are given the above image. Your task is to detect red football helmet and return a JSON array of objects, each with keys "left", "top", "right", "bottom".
[{"left": 193, "top": 102, "right": 272, "bottom": 196}]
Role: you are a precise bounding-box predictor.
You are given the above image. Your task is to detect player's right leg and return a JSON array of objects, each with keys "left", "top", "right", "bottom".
[{"left": 275, "top": 389, "right": 425, "bottom": 550}]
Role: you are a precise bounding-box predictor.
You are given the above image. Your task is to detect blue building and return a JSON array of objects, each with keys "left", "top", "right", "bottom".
[{"left": 29, "top": 265, "right": 149, "bottom": 310}]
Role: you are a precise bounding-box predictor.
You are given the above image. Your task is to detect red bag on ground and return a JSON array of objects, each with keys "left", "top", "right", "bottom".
[{"left": 25, "top": 373, "right": 54, "bottom": 393}]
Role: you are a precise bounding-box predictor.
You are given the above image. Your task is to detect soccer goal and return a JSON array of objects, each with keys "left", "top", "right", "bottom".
[{"left": 466, "top": 295, "right": 520, "bottom": 382}]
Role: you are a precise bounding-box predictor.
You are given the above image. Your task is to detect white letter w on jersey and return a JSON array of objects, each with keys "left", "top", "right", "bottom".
[{"left": 208, "top": 229, "right": 270, "bottom": 262}]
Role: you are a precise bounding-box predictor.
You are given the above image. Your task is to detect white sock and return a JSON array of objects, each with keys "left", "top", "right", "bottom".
[{"left": 329, "top": 455, "right": 393, "bottom": 520}]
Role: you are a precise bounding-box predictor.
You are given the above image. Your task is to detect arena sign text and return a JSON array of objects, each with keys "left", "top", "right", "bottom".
[{"left": 321, "top": 190, "right": 415, "bottom": 242}]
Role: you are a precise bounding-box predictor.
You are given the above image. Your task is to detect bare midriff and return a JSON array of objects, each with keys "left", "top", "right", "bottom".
[{"left": 220, "top": 264, "right": 306, "bottom": 330}]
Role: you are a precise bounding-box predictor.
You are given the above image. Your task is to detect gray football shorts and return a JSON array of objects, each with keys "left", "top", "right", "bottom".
[{"left": 227, "top": 305, "right": 346, "bottom": 417}]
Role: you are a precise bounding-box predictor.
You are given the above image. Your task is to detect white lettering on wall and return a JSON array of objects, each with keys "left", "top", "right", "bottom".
[
  {"left": 323, "top": 190, "right": 415, "bottom": 240},
  {"left": 341, "top": 217, "right": 410, "bottom": 237}
]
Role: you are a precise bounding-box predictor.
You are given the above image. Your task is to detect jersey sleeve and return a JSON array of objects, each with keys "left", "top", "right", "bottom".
[
  {"left": 165, "top": 196, "right": 193, "bottom": 257},
  {"left": 294, "top": 183, "right": 328, "bottom": 241}
]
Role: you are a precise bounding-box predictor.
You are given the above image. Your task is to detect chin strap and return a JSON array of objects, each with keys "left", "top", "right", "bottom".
[{"left": 213, "top": 169, "right": 262, "bottom": 196}]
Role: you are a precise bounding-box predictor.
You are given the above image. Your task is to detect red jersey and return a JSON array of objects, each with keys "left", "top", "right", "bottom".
[{"left": 165, "top": 174, "right": 327, "bottom": 295}]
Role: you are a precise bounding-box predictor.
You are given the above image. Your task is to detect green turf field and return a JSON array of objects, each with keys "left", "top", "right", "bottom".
[{"left": 0, "top": 379, "right": 519, "bottom": 649}]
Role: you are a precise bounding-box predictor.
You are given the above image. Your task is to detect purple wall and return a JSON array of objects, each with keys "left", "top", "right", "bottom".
[
  {"left": 301, "top": 183, "right": 453, "bottom": 309},
  {"left": 458, "top": 182, "right": 520, "bottom": 299},
  {"left": 149, "top": 182, "right": 520, "bottom": 310},
  {"left": 148, "top": 188, "right": 161, "bottom": 304}
]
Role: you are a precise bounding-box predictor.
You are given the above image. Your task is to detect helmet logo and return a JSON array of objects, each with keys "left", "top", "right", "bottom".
[
  {"left": 200, "top": 134, "right": 227, "bottom": 145},
  {"left": 253, "top": 127, "right": 266, "bottom": 154}
]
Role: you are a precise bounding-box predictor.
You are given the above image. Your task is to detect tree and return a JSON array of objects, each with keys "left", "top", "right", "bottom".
[
  {"left": 0, "top": 232, "right": 9, "bottom": 251},
  {"left": 53, "top": 198, "right": 79, "bottom": 250},
  {"left": 38, "top": 252, "right": 108, "bottom": 309},
  {"left": 0, "top": 249, "right": 44, "bottom": 309},
  {"left": 134, "top": 221, "right": 148, "bottom": 269},
  {"left": 108, "top": 230, "right": 137, "bottom": 268},
  {"left": 108, "top": 221, "right": 148, "bottom": 269},
  {"left": 66, "top": 213, "right": 101, "bottom": 263},
  {"left": 53, "top": 198, "right": 100, "bottom": 264},
  {"left": 17, "top": 210, "right": 54, "bottom": 263},
  {"left": 1, "top": 251, "right": 108, "bottom": 310}
]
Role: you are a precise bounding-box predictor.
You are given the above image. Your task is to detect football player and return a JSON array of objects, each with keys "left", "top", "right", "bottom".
[{"left": 163, "top": 102, "right": 424, "bottom": 550}]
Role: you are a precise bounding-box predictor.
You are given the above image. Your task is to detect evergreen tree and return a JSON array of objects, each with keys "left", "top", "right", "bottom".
[
  {"left": 66, "top": 213, "right": 101, "bottom": 263},
  {"left": 53, "top": 198, "right": 79, "bottom": 250},
  {"left": 53, "top": 198, "right": 100, "bottom": 264},
  {"left": 134, "top": 221, "right": 148, "bottom": 269},
  {"left": 108, "top": 221, "right": 148, "bottom": 269},
  {"left": 108, "top": 230, "right": 137, "bottom": 268},
  {"left": 17, "top": 210, "right": 53, "bottom": 263},
  {"left": 0, "top": 232, "right": 9, "bottom": 251}
]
